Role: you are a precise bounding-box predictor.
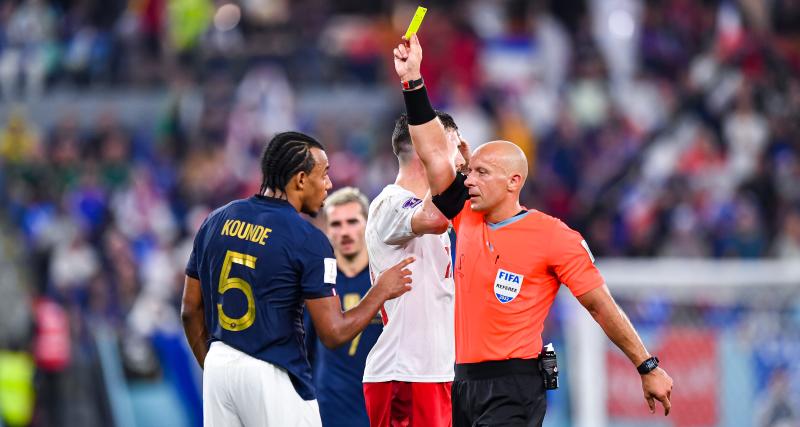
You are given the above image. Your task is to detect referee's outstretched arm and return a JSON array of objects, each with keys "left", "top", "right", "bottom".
[
  {"left": 393, "top": 35, "right": 457, "bottom": 197},
  {"left": 578, "top": 285, "right": 674, "bottom": 416}
]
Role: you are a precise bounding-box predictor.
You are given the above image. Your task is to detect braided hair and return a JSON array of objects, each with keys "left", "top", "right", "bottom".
[{"left": 260, "top": 131, "right": 325, "bottom": 194}]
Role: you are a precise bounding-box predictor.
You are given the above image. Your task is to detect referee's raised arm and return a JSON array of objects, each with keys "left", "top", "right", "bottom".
[{"left": 393, "top": 35, "right": 456, "bottom": 196}]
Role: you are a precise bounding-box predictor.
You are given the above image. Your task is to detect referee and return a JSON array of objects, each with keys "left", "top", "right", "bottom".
[
  {"left": 392, "top": 36, "right": 673, "bottom": 426},
  {"left": 181, "top": 132, "right": 416, "bottom": 426}
]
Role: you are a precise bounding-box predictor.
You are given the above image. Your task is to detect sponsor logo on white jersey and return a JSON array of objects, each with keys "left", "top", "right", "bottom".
[{"left": 401, "top": 197, "right": 422, "bottom": 209}]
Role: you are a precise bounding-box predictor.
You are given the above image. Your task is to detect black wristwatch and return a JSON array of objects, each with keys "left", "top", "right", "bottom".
[
  {"left": 401, "top": 77, "right": 424, "bottom": 91},
  {"left": 637, "top": 356, "right": 659, "bottom": 375}
]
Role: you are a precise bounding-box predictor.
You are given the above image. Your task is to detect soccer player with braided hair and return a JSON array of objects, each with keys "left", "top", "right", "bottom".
[{"left": 181, "top": 131, "right": 416, "bottom": 426}]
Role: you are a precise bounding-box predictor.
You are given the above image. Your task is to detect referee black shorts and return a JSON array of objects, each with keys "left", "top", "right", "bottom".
[{"left": 452, "top": 358, "right": 546, "bottom": 427}]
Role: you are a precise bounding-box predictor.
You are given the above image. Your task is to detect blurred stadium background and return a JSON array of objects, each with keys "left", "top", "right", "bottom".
[{"left": 0, "top": 0, "right": 798, "bottom": 426}]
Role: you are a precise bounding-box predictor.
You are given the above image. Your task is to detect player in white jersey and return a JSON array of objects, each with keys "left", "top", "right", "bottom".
[{"left": 363, "top": 112, "right": 467, "bottom": 426}]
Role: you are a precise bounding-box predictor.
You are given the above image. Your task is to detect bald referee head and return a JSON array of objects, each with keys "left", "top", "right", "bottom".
[{"left": 464, "top": 141, "right": 528, "bottom": 213}]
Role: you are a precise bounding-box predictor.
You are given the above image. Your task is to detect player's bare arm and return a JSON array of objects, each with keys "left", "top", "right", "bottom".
[
  {"left": 306, "top": 257, "right": 414, "bottom": 349},
  {"left": 393, "top": 35, "right": 456, "bottom": 195},
  {"left": 410, "top": 191, "right": 449, "bottom": 235},
  {"left": 181, "top": 275, "right": 209, "bottom": 368},
  {"left": 577, "top": 285, "right": 674, "bottom": 416}
]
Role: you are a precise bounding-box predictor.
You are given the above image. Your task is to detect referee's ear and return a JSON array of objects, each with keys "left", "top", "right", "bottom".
[{"left": 507, "top": 173, "right": 524, "bottom": 193}]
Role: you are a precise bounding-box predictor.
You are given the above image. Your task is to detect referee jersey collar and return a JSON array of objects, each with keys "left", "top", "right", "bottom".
[{"left": 487, "top": 209, "right": 530, "bottom": 231}]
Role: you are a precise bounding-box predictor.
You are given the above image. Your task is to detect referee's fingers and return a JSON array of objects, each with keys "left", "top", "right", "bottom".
[
  {"left": 646, "top": 396, "right": 655, "bottom": 414},
  {"left": 410, "top": 34, "right": 421, "bottom": 49},
  {"left": 657, "top": 394, "right": 671, "bottom": 416}
]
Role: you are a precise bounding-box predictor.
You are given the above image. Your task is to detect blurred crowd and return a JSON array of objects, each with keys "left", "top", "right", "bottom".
[{"left": 1, "top": 0, "right": 800, "bottom": 425}]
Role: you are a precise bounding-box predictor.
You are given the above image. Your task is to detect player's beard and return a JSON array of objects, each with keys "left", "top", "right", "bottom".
[
  {"left": 338, "top": 236, "right": 359, "bottom": 258},
  {"left": 301, "top": 199, "right": 324, "bottom": 217},
  {"left": 301, "top": 203, "right": 320, "bottom": 217},
  {"left": 342, "top": 250, "right": 362, "bottom": 262}
]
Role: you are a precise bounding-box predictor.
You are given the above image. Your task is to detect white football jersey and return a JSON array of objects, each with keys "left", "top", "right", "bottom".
[{"left": 363, "top": 184, "right": 455, "bottom": 383}]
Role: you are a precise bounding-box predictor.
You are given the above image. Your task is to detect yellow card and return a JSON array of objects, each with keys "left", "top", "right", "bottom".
[{"left": 404, "top": 6, "right": 428, "bottom": 39}]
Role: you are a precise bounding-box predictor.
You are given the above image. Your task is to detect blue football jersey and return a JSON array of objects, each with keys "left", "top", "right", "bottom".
[
  {"left": 186, "top": 195, "right": 337, "bottom": 400},
  {"left": 305, "top": 267, "right": 381, "bottom": 427}
]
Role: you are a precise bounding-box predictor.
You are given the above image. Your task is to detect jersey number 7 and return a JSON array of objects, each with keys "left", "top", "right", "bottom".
[
  {"left": 343, "top": 293, "right": 362, "bottom": 356},
  {"left": 218, "top": 250, "right": 257, "bottom": 331}
]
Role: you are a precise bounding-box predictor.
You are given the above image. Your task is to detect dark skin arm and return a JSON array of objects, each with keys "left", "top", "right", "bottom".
[
  {"left": 181, "top": 257, "right": 413, "bottom": 361},
  {"left": 577, "top": 285, "right": 673, "bottom": 416},
  {"left": 306, "top": 257, "right": 414, "bottom": 349},
  {"left": 181, "top": 275, "right": 209, "bottom": 368}
]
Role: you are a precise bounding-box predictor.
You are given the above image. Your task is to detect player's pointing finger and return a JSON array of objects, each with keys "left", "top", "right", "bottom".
[{"left": 399, "top": 257, "right": 415, "bottom": 268}]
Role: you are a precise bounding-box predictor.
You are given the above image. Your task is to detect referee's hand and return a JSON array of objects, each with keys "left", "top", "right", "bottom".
[
  {"left": 374, "top": 257, "right": 415, "bottom": 300},
  {"left": 393, "top": 34, "right": 422, "bottom": 83},
  {"left": 642, "top": 367, "right": 673, "bottom": 416}
]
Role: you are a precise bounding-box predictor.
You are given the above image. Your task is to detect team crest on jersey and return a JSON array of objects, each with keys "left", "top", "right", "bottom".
[
  {"left": 402, "top": 197, "right": 422, "bottom": 209},
  {"left": 494, "top": 269, "right": 522, "bottom": 303}
]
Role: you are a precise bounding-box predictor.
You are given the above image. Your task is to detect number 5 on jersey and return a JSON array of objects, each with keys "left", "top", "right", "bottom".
[{"left": 218, "top": 250, "right": 257, "bottom": 331}]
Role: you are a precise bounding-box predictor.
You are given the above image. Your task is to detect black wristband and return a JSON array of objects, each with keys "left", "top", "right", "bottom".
[
  {"left": 637, "top": 356, "right": 659, "bottom": 375},
  {"left": 402, "top": 85, "right": 436, "bottom": 125},
  {"left": 432, "top": 173, "right": 469, "bottom": 219}
]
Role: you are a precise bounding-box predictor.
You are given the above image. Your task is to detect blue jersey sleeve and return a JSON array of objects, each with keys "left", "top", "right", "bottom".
[
  {"left": 298, "top": 229, "right": 338, "bottom": 299},
  {"left": 304, "top": 310, "right": 318, "bottom": 368},
  {"left": 185, "top": 228, "right": 202, "bottom": 279}
]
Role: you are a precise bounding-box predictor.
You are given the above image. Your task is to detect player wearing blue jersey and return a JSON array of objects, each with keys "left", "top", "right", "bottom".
[
  {"left": 181, "top": 132, "right": 415, "bottom": 427},
  {"left": 305, "top": 187, "right": 380, "bottom": 427}
]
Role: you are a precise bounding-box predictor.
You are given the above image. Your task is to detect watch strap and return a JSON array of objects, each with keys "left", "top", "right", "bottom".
[
  {"left": 401, "top": 77, "right": 424, "bottom": 91},
  {"left": 637, "top": 356, "right": 659, "bottom": 375}
]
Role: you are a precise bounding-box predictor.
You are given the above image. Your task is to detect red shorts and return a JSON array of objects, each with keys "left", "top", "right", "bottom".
[{"left": 362, "top": 381, "right": 452, "bottom": 427}]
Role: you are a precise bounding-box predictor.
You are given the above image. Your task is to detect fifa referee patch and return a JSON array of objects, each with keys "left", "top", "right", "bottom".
[{"left": 494, "top": 269, "right": 522, "bottom": 303}]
